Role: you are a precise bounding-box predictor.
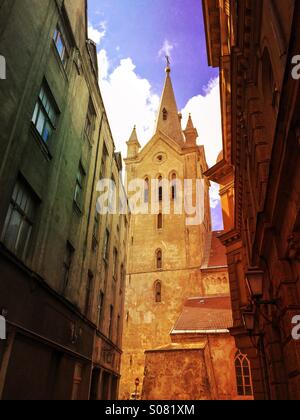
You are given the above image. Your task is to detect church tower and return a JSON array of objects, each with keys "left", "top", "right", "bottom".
[{"left": 119, "top": 65, "right": 232, "bottom": 400}]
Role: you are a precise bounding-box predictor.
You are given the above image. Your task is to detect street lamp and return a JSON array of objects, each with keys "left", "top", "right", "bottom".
[
  {"left": 246, "top": 269, "right": 279, "bottom": 306},
  {"left": 242, "top": 310, "right": 256, "bottom": 332},
  {"left": 245, "top": 269, "right": 264, "bottom": 300}
]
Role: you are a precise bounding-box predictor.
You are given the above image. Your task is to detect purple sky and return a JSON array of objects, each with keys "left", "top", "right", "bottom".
[
  {"left": 88, "top": 0, "right": 219, "bottom": 107},
  {"left": 88, "top": 0, "right": 223, "bottom": 230}
]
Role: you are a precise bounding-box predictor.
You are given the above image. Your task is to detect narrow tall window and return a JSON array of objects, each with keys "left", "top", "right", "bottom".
[
  {"left": 155, "top": 281, "right": 162, "bottom": 303},
  {"left": 98, "top": 291, "right": 105, "bottom": 327},
  {"left": 235, "top": 351, "right": 253, "bottom": 397},
  {"left": 108, "top": 305, "right": 114, "bottom": 340},
  {"left": 171, "top": 173, "right": 177, "bottom": 200},
  {"left": 156, "top": 249, "right": 162, "bottom": 270},
  {"left": 53, "top": 25, "right": 69, "bottom": 66},
  {"left": 144, "top": 178, "right": 149, "bottom": 203},
  {"left": 63, "top": 242, "right": 74, "bottom": 292},
  {"left": 74, "top": 163, "right": 85, "bottom": 210},
  {"left": 84, "top": 100, "right": 96, "bottom": 141},
  {"left": 100, "top": 144, "right": 108, "bottom": 179},
  {"left": 120, "top": 264, "right": 125, "bottom": 295},
  {"left": 157, "top": 213, "right": 163, "bottom": 230},
  {"left": 92, "top": 213, "right": 100, "bottom": 250},
  {"left": 2, "top": 179, "right": 38, "bottom": 260},
  {"left": 31, "top": 83, "right": 58, "bottom": 143},
  {"left": 158, "top": 176, "right": 163, "bottom": 202},
  {"left": 84, "top": 271, "right": 94, "bottom": 317},
  {"left": 113, "top": 248, "right": 118, "bottom": 281},
  {"left": 103, "top": 229, "right": 110, "bottom": 261}
]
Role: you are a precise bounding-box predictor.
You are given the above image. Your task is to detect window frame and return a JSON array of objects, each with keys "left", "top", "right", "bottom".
[
  {"left": 53, "top": 24, "right": 69, "bottom": 67},
  {"left": 234, "top": 351, "right": 253, "bottom": 397},
  {"left": 31, "top": 82, "right": 59, "bottom": 145},
  {"left": 1, "top": 178, "right": 39, "bottom": 261},
  {"left": 74, "top": 162, "right": 86, "bottom": 211}
]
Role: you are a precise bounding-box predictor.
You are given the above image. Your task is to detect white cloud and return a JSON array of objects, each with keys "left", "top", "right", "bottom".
[
  {"left": 97, "top": 46, "right": 222, "bottom": 213},
  {"left": 210, "top": 182, "right": 221, "bottom": 209},
  {"left": 180, "top": 77, "right": 222, "bottom": 212},
  {"left": 97, "top": 49, "right": 110, "bottom": 80},
  {"left": 181, "top": 77, "right": 222, "bottom": 168},
  {"left": 88, "top": 21, "right": 107, "bottom": 45},
  {"left": 99, "top": 57, "right": 160, "bottom": 162},
  {"left": 158, "top": 40, "right": 174, "bottom": 60}
]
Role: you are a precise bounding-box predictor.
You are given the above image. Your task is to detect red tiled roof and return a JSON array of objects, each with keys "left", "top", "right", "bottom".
[
  {"left": 172, "top": 295, "right": 233, "bottom": 333},
  {"left": 201, "top": 231, "right": 227, "bottom": 269}
]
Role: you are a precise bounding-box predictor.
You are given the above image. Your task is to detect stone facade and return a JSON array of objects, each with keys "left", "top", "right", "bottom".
[
  {"left": 203, "top": 0, "right": 300, "bottom": 400},
  {"left": 119, "top": 65, "right": 242, "bottom": 400},
  {"left": 0, "top": 0, "right": 128, "bottom": 400}
]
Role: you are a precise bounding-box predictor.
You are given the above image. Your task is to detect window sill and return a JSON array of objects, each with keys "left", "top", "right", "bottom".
[{"left": 30, "top": 123, "right": 53, "bottom": 161}]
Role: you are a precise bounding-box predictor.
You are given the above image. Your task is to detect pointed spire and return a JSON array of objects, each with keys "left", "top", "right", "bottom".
[
  {"left": 126, "top": 126, "right": 141, "bottom": 159},
  {"left": 155, "top": 66, "right": 184, "bottom": 143},
  {"left": 184, "top": 114, "right": 198, "bottom": 146}
]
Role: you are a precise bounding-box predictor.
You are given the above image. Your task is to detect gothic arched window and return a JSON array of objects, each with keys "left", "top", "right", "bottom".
[
  {"left": 154, "top": 281, "right": 162, "bottom": 303},
  {"left": 157, "top": 213, "right": 163, "bottom": 230},
  {"left": 171, "top": 173, "right": 177, "bottom": 200},
  {"left": 144, "top": 178, "right": 149, "bottom": 203},
  {"left": 234, "top": 351, "right": 253, "bottom": 397},
  {"left": 156, "top": 249, "right": 162, "bottom": 270},
  {"left": 158, "top": 176, "right": 163, "bottom": 202}
]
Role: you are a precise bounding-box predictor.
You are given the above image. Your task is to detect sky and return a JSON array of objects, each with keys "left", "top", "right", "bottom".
[{"left": 88, "top": 0, "right": 223, "bottom": 230}]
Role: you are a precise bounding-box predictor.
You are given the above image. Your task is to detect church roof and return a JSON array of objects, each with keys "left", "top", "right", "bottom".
[
  {"left": 201, "top": 231, "right": 227, "bottom": 269},
  {"left": 127, "top": 126, "right": 141, "bottom": 147},
  {"left": 155, "top": 67, "right": 184, "bottom": 143},
  {"left": 171, "top": 295, "right": 233, "bottom": 335}
]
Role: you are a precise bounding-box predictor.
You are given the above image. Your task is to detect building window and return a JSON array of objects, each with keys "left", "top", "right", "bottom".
[
  {"left": 74, "top": 163, "right": 85, "bottom": 210},
  {"left": 120, "top": 264, "right": 125, "bottom": 295},
  {"left": 157, "top": 213, "right": 163, "bottom": 230},
  {"left": 235, "top": 351, "right": 253, "bottom": 397},
  {"left": 155, "top": 281, "right": 162, "bottom": 303},
  {"left": 100, "top": 144, "right": 108, "bottom": 179},
  {"left": 108, "top": 305, "right": 114, "bottom": 340},
  {"left": 113, "top": 248, "right": 118, "bottom": 281},
  {"left": 103, "top": 229, "right": 110, "bottom": 261},
  {"left": 1, "top": 178, "right": 38, "bottom": 260},
  {"left": 156, "top": 249, "right": 162, "bottom": 270},
  {"left": 171, "top": 173, "right": 177, "bottom": 200},
  {"left": 63, "top": 241, "right": 74, "bottom": 292},
  {"left": 144, "top": 178, "right": 149, "bottom": 203},
  {"left": 31, "top": 83, "right": 58, "bottom": 143},
  {"left": 84, "top": 100, "right": 96, "bottom": 141},
  {"left": 92, "top": 213, "right": 100, "bottom": 250},
  {"left": 158, "top": 176, "right": 163, "bottom": 202},
  {"left": 84, "top": 271, "right": 94, "bottom": 317},
  {"left": 53, "top": 25, "right": 69, "bottom": 66},
  {"left": 98, "top": 291, "right": 105, "bottom": 327}
]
